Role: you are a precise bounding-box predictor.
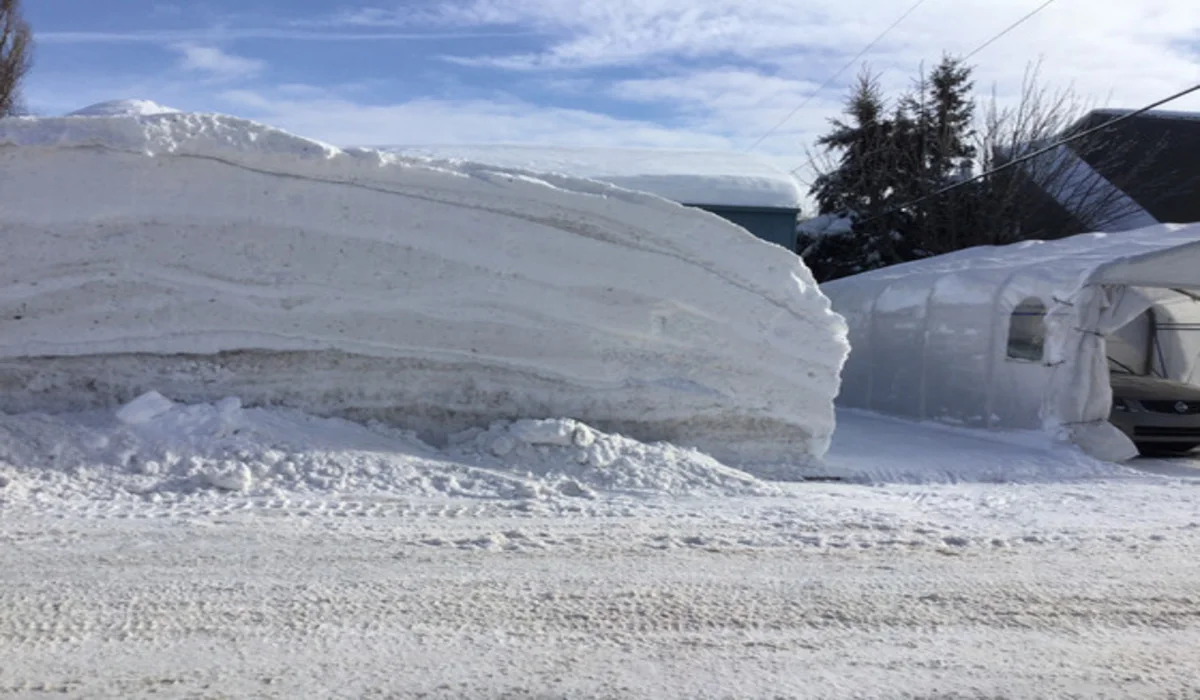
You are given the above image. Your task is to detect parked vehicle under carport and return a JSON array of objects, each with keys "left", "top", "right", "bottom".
[{"left": 1109, "top": 358, "right": 1200, "bottom": 456}]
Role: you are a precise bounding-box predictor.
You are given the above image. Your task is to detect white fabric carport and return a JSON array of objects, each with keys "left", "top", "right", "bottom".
[{"left": 822, "top": 223, "right": 1200, "bottom": 461}]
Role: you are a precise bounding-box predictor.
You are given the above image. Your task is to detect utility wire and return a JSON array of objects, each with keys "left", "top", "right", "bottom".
[
  {"left": 745, "top": 0, "right": 929, "bottom": 152},
  {"left": 856, "top": 82, "right": 1200, "bottom": 225},
  {"left": 786, "top": 0, "right": 1059, "bottom": 177},
  {"left": 961, "top": 0, "right": 1057, "bottom": 62}
]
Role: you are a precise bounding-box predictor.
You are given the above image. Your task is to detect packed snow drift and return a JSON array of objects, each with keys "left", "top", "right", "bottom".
[{"left": 0, "top": 105, "right": 847, "bottom": 473}]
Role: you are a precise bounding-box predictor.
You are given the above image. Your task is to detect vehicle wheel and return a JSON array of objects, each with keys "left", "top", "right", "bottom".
[{"left": 1137, "top": 442, "right": 1200, "bottom": 457}]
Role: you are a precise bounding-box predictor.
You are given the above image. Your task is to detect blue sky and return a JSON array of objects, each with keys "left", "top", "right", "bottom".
[{"left": 23, "top": 0, "right": 1200, "bottom": 180}]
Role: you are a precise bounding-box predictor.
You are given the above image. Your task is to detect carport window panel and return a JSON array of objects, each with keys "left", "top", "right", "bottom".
[{"left": 1007, "top": 299, "right": 1048, "bottom": 362}]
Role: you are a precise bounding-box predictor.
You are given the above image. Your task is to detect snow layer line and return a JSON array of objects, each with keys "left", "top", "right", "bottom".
[{"left": 0, "top": 109, "right": 847, "bottom": 471}]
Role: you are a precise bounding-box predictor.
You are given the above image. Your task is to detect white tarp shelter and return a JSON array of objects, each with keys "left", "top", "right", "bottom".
[{"left": 822, "top": 223, "right": 1200, "bottom": 461}]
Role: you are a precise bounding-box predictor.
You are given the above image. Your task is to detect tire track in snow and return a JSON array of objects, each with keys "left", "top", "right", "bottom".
[{"left": 1, "top": 512, "right": 1199, "bottom": 698}]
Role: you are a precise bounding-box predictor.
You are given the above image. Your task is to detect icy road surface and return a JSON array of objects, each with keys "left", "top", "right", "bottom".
[
  {"left": 2, "top": 411, "right": 1200, "bottom": 699},
  {"left": 3, "top": 488, "right": 1200, "bottom": 700}
]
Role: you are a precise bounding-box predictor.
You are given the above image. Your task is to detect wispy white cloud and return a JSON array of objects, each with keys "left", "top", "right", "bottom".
[
  {"left": 150, "top": 3, "right": 184, "bottom": 18},
  {"left": 37, "top": 27, "right": 538, "bottom": 44},
  {"left": 296, "top": 6, "right": 468, "bottom": 28},
  {"left": 215, "top": 86, "right": 733, "bottom": 150},
  {"left": 303, "top": 3, "right": 535, "bottom": 29},
  {"left": 356, "top": 0, "right": 1200, "bottom": 83},
  {"left": 175, "top": 44, "right": 264, "bottom": 80},
  {"left": 288, "top": 1, "right": 1200, "bottom": 154},
  {"left": 610, "top": 69, "right": 837, "bottom": 155},
  {"left": 28, "top": 0, "right": 1200, "bottom": 205},
  {"left": 437, "top": 0, "right": 1200, "bottom": 159}
]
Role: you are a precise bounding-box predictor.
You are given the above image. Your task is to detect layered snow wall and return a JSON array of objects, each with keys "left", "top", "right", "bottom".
[{"left": 0, "top": 108, "right": 848, "bottom": 472}]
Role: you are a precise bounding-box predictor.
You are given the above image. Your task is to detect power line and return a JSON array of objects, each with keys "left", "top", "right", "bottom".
[
  {"left": 961, "top": 0, "right": 1057, "bottom": 61},
  {"left": 745, "top": 0, "right": 929, "bottom": 153},
  {"left": 856, "top": 81, "right": 1200, "bottom": 225},
  {"left": 785, "top": 0, "right": 1059, "bottom": 177}
]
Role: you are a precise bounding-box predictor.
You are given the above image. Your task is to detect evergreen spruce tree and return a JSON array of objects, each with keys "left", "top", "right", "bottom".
[
  {"left": 804, "top": 70, "right": 909, "bottom": 279},
  {"left": 801, "top": 59, "right": 980, "bottom": 280},
  {"left": 901, "top": 56, "right": 978, "bottom": 257},
  {"left": 923, "top": 55, "right": 976, "bottom": 180}
]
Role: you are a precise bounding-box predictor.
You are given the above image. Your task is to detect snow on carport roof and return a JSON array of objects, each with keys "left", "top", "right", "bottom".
[
  {"left": 827, "top": 223, "right": 1200, "bottom": 292},
  {"left": 1089, "top": 236, "right": 1200, "bottom": 289},
  {"left": 379, "top": 144, "right": 804, "bottom": 210}
]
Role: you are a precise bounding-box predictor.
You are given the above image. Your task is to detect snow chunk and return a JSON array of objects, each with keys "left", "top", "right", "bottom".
[
  {"left": 509, "top": 419, "right": 577, "bottom": 447},
  {"left": 115, "top": 391, "right": 176, "bottom": 425},
  {"left": 0, "top": 109, "right": 847, "bottom": 468},
  {"left": 205, "top": 463, "right": 253, "bottom": 492},
  {"left": 68, "top": 99, "right": 181, "bottom": 117}
]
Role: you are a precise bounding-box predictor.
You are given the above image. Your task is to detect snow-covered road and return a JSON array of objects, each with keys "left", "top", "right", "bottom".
[
  {"left": 5, "top": 477, "right": 1200, "bottom": 699},
  {"left": 3, "top": 410, "right": 1200, "bottom": 698}
]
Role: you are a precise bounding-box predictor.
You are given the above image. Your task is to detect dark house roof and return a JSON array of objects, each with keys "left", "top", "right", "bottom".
[
  {"left": 1014, "top": 109, "right": 1200, "bottom": 238},
  {"left": 1070, "top": 109, "right": 1200, "bottom": 224}
]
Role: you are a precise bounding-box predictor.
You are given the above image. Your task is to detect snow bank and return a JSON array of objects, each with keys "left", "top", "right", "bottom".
[
  {"left": 385, "top": 144, "right": 805, "bottom": 210},
  {"left": 0, "top": 108, "right": 847, "bottom": 471},
  {"left": 0, "top": 394, "right": 778, "bottom": 503}
]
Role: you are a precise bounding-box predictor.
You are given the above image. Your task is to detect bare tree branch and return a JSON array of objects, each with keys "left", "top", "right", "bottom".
[
  {"left": 0, "top": 0, "right": 32, "bottom": 117},
  {"left": 974, "top": 63, "right": 1173, "bottom": 243}
]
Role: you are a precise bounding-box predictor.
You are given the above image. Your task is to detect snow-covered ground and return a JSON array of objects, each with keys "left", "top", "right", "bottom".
[
  {"left": 3, "top": 401, "right": 1199, "bottom": 699},
  {"left": 3, "top": 102, "right": 1199, "bottom": 698}
]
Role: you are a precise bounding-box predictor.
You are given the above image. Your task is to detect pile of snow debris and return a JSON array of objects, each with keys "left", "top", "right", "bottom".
[
  {"left": 0, "top": 392, "right": 779, "bottom": 505},
  {"left": 0, "top": 101, "right": 848, "bottom": 474},
  {"left": 445, "top": 418, "right": 771, "bottom": 495}
]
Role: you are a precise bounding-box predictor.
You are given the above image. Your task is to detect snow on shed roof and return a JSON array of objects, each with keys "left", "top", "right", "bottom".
[{"left": 380, "top": 144, "right": 804, "bottom": 210}]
